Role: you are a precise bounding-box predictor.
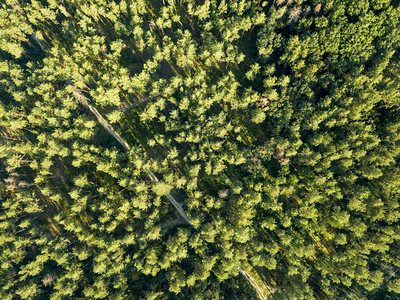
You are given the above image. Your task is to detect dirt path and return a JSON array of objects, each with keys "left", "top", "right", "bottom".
[{"left": 68, "top": 81, "right": 192, "bottom": 226}]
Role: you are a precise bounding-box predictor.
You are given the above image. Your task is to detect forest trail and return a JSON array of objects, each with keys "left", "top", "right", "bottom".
[
  {"left": 118, "top": 97, "right": 153, "bottom": 112},
  {"left": 69, "top": 83, "right": 268, "bottom": 298},
  {"left": 68, "top": 82, "right": 266, "bottom": 298},
  {"left": 238, "top": 266, "right": 273, "bottom": 300},
  {"left": 68, "top": 80, "right": 192, "bottom": 226}
]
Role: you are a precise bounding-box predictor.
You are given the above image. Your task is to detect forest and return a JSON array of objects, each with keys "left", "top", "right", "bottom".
[{"left": 0, "top": 0, "right": 399, "bottom": 299}]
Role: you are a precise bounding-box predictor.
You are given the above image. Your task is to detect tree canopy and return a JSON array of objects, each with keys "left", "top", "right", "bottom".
[{"left": 1, "top": 0, "right": 399, "bottom": 299}]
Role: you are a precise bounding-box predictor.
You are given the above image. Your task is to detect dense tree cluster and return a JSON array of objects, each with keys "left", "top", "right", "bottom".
[{"left": 1, "top": 0, "right": 399, "bottom": 299}]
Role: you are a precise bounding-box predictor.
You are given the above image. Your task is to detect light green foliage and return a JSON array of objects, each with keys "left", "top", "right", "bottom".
[
  {"left": 152, "top": 182, "right": 173, "bottom": 197},
  {"left": 0, "top": 0, "right": 399, "bottom": 299},
  {"left": 251, "top": 108, "right": 266, "bottom": 124}
]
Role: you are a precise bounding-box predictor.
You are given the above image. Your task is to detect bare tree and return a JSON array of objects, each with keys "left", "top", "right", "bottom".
[
  {"left": 42, "top": 274, "right": 56, "bottom": 287},
  {"left": 288, "top": 6, "right": 302, "bottom": 23},
  {"left": 218, "top": 189, "right": 229, "bottom": 199}
]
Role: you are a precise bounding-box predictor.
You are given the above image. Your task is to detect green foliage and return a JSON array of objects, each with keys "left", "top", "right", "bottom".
[
  {"left": 152, "top": 182, "right": 173, "bottom": 197},
  {"left": 0, "top": 0, "right": 399, "bottom": 299}
]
